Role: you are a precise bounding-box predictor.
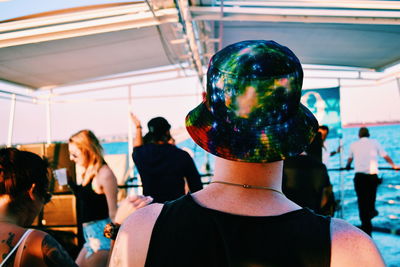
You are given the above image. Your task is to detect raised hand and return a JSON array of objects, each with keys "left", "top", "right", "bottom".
[
  {"left": 114, "top": 195, "right": 153, "bottom": 224},
  {"left": 130, "top": 113, "right": 142, "bottom": 129}
]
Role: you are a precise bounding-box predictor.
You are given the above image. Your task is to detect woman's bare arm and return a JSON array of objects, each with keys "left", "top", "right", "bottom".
[
  {"left": 24, "top": 230, "right": 77, "bottom": 267},
  {"left": 97, "top": 165, "right": 119, "bottom": 222},
  {"left": 41, "top": 234, "right": 78, "bottom": 266}
]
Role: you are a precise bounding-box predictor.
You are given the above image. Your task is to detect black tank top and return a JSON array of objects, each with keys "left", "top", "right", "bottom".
[
  {"left": 74, "top": 179, "right": 109, "bottom": 223},
  {"left": 146, "top": 194, "right": 331, "bottom": 267}
]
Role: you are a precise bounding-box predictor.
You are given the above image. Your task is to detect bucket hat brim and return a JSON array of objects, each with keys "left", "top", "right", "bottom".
[{"left": 186, "top": 101, "right": 318, "bottom": 163}]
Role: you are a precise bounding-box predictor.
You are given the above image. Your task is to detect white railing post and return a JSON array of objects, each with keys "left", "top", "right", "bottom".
[
  {"left": 46, "top": 94, "right": 52, "bottom": 145},
  {"left": 127, "top": 85, "right": 134, "bottom": 171},
  {"left": 6, "top": 94, "right": 16, "bottom": 147},
  {"left": 338, "top": 138, "right": 345, "bottom": 218}
]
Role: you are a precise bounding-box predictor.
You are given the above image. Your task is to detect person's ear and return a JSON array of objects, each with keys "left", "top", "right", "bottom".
[
  {"left": 27, "top": 183, "right": 38, "bottom": 201},
  {"left": 202, "top": 91, "right": 207, "bottom": 102}
]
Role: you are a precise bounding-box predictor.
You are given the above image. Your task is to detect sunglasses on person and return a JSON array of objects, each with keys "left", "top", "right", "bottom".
[{"left": 70, "top": 153, "right": 79, "bottom": 159}]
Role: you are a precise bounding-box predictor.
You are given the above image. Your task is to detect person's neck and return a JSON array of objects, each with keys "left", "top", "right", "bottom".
[
  {"left": 0, "top": 213, "right": 20, "bottom": 226},
  {"left": 155, "top": 140, "right": 168, "bottom": 145},
  {"left": 0, "top": 199, "right": 19, "bottom": 225},
  {"left": 192, "top": 158, "right": 299, "bottom": 216},
  {"left": 0, "top": 197, "right": 34, "bottom": 227},
  {"left": 212, "top": 157, "right": 283, "bottom": 189}
]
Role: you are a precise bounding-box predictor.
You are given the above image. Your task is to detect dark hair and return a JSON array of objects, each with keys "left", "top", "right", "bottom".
[
  {"left": 0, "top": 148, "right": 50, "bottom": 207},
  {"left": 144, "top": 117, "right": 172, "bottom": 144},
  {"left": 359, "top": 127, "right": 370, "bottom": 138},
  {"left": 305, "top": 131, "right": 322, "bottom": 162}
]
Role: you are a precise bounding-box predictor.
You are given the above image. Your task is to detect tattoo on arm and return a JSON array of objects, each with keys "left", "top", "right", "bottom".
[
  {"left": 1, "top": 232, "right": 15, "bottom": 259},
  {"left": 41, "top": 235, "right": 78, "bottom": 267}
]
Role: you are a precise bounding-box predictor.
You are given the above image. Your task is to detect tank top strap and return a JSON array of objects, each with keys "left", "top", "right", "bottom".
[
  {"left": 13, "top": 229, "right": 34, "bottom": 267},
  {"left": 0, "top": 229, "right": 33, "bottom": 267}
]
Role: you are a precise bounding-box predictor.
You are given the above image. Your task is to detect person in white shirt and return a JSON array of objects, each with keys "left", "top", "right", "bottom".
[{"left": 346, "top": 127, "right": 399, "bottom": 236}]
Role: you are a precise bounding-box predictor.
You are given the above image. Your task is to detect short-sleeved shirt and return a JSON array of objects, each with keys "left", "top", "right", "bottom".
[
  {"left": 133, "top": 144, "right": 203, "bottom": 203},
  {"left": 349, "top": 137, "right": 387, "bottom": 174}
]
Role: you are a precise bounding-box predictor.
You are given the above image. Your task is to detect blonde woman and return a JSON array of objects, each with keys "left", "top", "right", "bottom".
[{"left": 68, "top": 130, "right": 118, "bottom": 267}]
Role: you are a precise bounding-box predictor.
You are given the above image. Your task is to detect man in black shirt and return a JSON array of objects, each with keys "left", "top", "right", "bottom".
[
  {"left": 131, "top": 114, "right": 203, "bottom": 203},
  {"left": 283, "top": 153, "right": 334, "bottom": 216}
]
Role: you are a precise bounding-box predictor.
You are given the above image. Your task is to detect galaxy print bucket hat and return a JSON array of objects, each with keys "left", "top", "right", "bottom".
[{"left": 185, "top": 40, "right": 318, "bottom": 163}]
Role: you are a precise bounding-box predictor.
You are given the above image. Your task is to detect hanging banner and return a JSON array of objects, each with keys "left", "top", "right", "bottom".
[{"left": 301, "top": 86, "right": 342, "bottom": 138}]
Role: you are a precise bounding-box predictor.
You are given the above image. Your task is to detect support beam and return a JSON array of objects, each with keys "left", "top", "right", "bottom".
[
  {"left": 0, "top": 8, "right": 179, "bottom": 48},
  {"left": 46, "top": 96, "right": 52, "bottom": 145},
  {"left": 215, "top": 1, "right": 400, "bottom": 10},
  {"left": 127, "top": 85, "right": 134, "bottom": 173},
  {"left": 189, "top": 6, "right": 400, "bottom": 25},
  {"left": 1, "top": 3, "right": 152, "bottom": 32},
  {"left": 397, "top": 78, "right": 400, "bottom": 96},
  {"left": 48, "top": 74, "right": 197, "bottom": 98},
  {"left": 176, "top": 0, "right": 205, "bottom": 88},
  {"left": 6, "top": 94, "right": 16, "bottom": 147},
  {"left": 218, "top": 0, "right": 224, "bottom": 51}
]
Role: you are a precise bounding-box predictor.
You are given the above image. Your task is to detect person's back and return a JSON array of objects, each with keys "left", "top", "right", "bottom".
[
  {"left": 283, "top": 154, "right": 331, "bottom": 214},
  {"left": 111, "top": 160, "right": 384, "bottom": 267},
  {"left": 131, "top": 116, "right": 202, "bottom": 203},
  {"left": 146, "top": 194, "right": 330, "bottom": 267},
  {"left": 133, "top": 143, "right": 202, "bottom": 203},
  {"left": 0, "top": 225, "right": 76, "bottom": 267},
  {"left": 350, "top": 137, "right": 384, "bottom": 174}
]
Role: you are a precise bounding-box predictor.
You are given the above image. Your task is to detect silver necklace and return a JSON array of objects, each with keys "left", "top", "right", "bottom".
[{"left": 210, "top": 180, "right": 284, "bottom": 195}]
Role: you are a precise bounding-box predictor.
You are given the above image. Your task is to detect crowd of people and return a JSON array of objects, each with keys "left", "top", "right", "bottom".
[{"left": 1, "top": 39, "right": 398, "bottom": 266}]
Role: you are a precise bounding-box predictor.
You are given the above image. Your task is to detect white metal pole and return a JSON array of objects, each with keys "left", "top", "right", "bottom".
[
  {"left": 6, "top": 94, "right": 16, "bottom": 147},
  {"left": 339, "top": 138, "right": 345, "bottom": 218},
  {"left": 46, "top": 95, "right": 52, "bottom": 145},
  {"left": 127, "top": 85, "right": 134, "bottom": 170}
]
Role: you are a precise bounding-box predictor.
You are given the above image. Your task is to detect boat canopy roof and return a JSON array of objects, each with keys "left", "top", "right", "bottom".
[{"left": 1, "top": 0, "right": 400, "bottom": 90}]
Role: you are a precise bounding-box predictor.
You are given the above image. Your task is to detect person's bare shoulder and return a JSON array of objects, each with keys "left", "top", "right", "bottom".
[
  {"left": 98, "top": 164, "right": 116, "bottom": 179},
  {"left": 96, "top": 164, "right": 117, "bottom": 186},
  {"left": 331, "top": 218, "right": 385, "bottom": 267},
  {"left": 25, "top": 230, "right": 77, "bottom": 266},
  {"left": 109, "top": 203, "right": 164, "bottom": 267}
]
